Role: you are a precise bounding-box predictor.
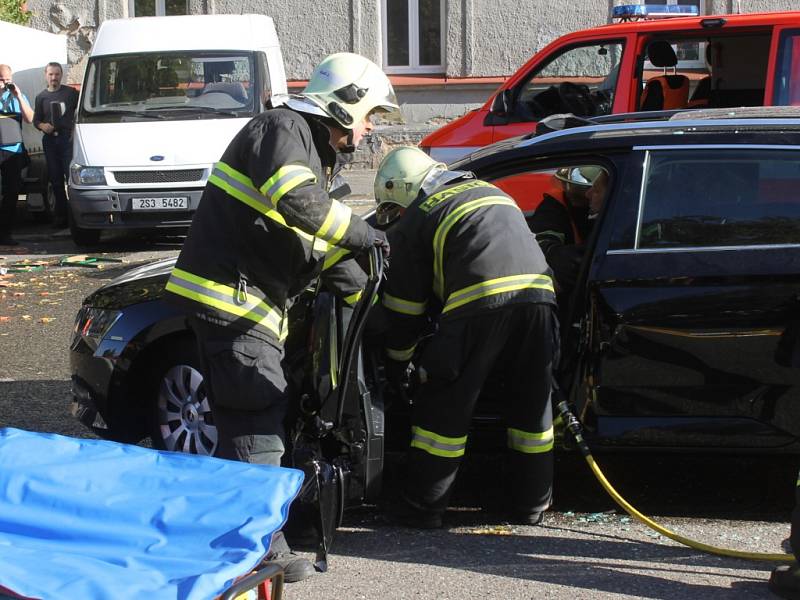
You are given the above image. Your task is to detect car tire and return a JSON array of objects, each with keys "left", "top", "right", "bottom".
[{"left": 149, "top": 340, "right": 218, "bottom": 456}]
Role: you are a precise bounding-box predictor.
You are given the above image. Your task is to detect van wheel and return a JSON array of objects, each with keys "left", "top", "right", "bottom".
[
  {"left": 69, "top": 217, "right": 102, "bottom": 246},
  {"left": 149, "top": 340, "right": 218, "bottom": 456}
]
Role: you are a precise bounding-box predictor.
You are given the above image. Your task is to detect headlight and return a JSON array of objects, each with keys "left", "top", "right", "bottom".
[
  {"left": 71, "top": 165, "right": 107, "bottom": 186},
  {"left": 72, "top": 306, "right": 122, "bottom": 350}
]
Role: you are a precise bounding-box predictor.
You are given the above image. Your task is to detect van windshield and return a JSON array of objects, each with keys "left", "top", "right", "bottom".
[{"left": 80, "top": 51, "right": 257, "bottom": 122}]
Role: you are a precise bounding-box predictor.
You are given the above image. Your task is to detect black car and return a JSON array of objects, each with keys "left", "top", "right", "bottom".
[{"left": 71, "top": 108, "right": 800, "bottom": 520}]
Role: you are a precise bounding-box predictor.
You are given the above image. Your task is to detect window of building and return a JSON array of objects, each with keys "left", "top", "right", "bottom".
[
  {"left": 637, "top": 149, "right": 800, "bottom": 249},
  {"left": 129, "top": 0, "right": 187, "bottom": 17},
  {"left": 382, "top": 0, "right": 444, "bottom": 74}
]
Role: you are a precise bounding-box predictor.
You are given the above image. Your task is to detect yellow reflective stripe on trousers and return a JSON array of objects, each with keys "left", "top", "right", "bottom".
[
  {"left": 382, "top": 292, "right": 427, "bottom": 316},
  {"left": 432, "top": 196, "right": 519, "bottom": 299},
  {"left": 166, "top": 267, "right": 287, "bottom": 340},
  {"left": 411, "top": 426, "right": 467, "bottom": 458},
  {"left": 443, "top": 274, "right": 554, "bottom": 314},
  {"left": 315, "top": 200, "right": 353, "bottom": 245},
  {"left": 507, "top": 426, "right": 554, "bottom": 454},
  {"left": 386, "top": 344, "right": 416, "bottom": 362},
  {"left": 259, "top": 164, "right": 317, "bottom": 205},
  {"left": 209, "top": 162, "right": 332, "bottom": 254}
]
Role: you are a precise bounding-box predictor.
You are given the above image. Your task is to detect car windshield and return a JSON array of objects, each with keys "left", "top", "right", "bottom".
[{"left": 79, "top": 51, "right": 256, "bottom": 122}]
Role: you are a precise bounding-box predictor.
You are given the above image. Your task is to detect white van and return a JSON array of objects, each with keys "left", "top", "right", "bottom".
[
  {"left": 69, "top": 14, "right": 287, "bottom": 245},
  {"left": 0, "top": 20, "right": 68, "bottom": 220}
]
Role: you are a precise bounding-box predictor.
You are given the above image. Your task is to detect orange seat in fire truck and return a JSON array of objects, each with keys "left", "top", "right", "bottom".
[{"left": 640, "top": 40, "right": 690, "bottom": 111}]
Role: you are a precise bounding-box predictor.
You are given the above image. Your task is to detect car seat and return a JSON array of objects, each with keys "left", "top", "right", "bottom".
[
  {"left": 640, "top": 41, "right": 690, "bottom": 111},
  {"left": 200, "top": 82, "right": 248, "bottom": 103}
]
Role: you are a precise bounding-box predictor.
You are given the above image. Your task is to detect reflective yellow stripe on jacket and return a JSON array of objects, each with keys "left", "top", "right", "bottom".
[
  {"left": 208, "top": 162, "right": 331, "bottom": 254},
  {"left": 443, "top": 274, "right": 554, "bottom": 314},
  {"left": 432, "top": 196, "right": 519, "bottom": 299},
  {"left": 411, "top": 426, "right": 467, "bottom": 458},
  {"left": 507, "top": 426, "right": 554, "bottom": 454},
  {"left": 166, "top": 267, "right": 288, "bottom": 340},
  {"left": 259, "top": 164, "right": 317, "bottom": 204},
  {"left": 382, "top": 292, "right": 427, "bottom": 316}
]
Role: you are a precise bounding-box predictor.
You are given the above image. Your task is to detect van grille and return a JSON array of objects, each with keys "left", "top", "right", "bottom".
[{"left": 113, "top": 169, "right": 204, "bottom": 184}]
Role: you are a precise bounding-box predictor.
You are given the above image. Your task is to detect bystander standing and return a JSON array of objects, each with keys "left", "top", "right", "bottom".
[
  {"left": 33, "top": 62, "right": 78, "bottom": 229},
  {"left": 0, "top": 64, "right": 34, "bottom": 246}
]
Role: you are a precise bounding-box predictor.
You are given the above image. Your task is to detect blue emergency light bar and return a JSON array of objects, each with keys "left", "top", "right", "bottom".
[{"left": 613, "top": 4, "right": 699, "bottom": 20}]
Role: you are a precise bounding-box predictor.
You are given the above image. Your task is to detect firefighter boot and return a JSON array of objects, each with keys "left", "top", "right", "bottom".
[
  {"left": 769, "top": 564, "right": 800, "bottom": 599},
  {"left": 385, "top": 495, "right": 443, "bottom": 529}
]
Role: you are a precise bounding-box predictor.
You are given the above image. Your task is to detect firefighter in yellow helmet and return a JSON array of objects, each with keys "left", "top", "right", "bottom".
[
  {"left": 165, "top": 53, "right": 397, "bottom": 582},
  {"left": 375, "top": 146, "right": 559, "bottom": 528}
]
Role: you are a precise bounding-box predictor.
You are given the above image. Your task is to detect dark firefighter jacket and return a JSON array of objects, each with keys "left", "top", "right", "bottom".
[
  {"left": 528, "top": 193, "right": 592, "bottom": 293},
  {"left": 382, "top": 174, "right": 557, "bottom": 363},
  {"left": 165, "top": 107, "right": 373, "bottom": 345}
]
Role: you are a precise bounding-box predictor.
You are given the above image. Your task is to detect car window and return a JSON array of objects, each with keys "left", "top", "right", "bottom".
[
  {"left": 514, "top": 41, "right": 624, "bottom": 121},
  {"left": 640, "top": 33, "right": 770, "bottom": 112},
  {"left": 773, "top": 28, "right": 800, "bottom": 106},
  {"left": 637, "top": 148, "right": 800, "bottom": 249}
]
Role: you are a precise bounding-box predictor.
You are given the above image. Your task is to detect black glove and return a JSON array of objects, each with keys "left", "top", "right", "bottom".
[
  {"left": 383, "top": 358, "right": 408, "bottom": 393},
  {"left": 373, "top": 229, "right": 391, "bottom": 259}
]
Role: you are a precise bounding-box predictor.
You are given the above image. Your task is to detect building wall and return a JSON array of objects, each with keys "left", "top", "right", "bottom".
[{"left": 22, "top": 0, "right": 800, "bottom": 82}]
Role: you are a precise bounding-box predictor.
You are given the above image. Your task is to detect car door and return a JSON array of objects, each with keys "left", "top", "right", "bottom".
[
  {"left": 287, "top": 248, "right": 385, "bottom": 569},
  {"left": 573, "top": 144, "right": 800, "bottom": 450}
]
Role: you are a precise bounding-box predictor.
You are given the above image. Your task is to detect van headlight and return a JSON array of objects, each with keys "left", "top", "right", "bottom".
[{"left": 71, "top": 165, "right": 107, "bottom": 186}]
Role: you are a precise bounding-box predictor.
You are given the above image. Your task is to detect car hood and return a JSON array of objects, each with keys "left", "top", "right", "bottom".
[{"left": 83, "top": 258, "right": 175, "bottom": 309}]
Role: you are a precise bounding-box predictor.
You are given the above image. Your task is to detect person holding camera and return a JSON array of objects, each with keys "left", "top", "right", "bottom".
[
  {"left": 33, "top": 62, "right": 79, "bottom": 230},
  {"left": 0, "top": 64, "right": 34, "bottom": 246}
]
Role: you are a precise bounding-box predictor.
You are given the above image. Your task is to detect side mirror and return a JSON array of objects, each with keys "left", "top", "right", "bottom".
[
  {"left": 485, "top": 89, "right": 514, "bottom": 126},
  {"left": 491, "top": 89, "right": 513, "bottom": 116}
]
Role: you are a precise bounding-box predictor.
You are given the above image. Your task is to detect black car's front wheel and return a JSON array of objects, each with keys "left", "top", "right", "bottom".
[{"left": 149, "top": 341, "right": 218, "bottom": 456}]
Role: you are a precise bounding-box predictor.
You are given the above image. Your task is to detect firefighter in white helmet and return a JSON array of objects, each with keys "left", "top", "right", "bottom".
[
  {"left": 166, "top": 53, "right": 397, "bottom": 582},
  {"left": 375, "top": 146, "right": 559, "bottom": 529}
]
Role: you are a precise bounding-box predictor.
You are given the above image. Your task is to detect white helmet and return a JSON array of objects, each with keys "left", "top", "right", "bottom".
[
  {"left": 296, "top": 53, "right": 400, "bottom": 129},
  {"left": 374, "top": 146, "right": 445, "bottom": 225}
]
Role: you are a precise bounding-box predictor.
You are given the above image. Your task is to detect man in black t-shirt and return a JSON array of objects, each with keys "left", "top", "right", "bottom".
[{"left": 33, "top": 62, "right": 79, "bottom": 229}]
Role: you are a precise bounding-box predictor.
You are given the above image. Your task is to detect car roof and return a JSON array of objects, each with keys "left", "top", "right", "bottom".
[
  {"left": 569, "top": 10, "right": 800, "bottom": 38},
  {"left": 455, "top": 107, "right": 800, "bottom": 169}
]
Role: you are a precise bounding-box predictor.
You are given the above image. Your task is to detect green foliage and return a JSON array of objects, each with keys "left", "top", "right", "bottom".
[{"left": 0, "top": 0, "right": 31, "bottom": 25}]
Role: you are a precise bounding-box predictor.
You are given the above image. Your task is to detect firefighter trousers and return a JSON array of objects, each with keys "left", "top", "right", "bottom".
[
  {"left": 189, "top": 316, "right": 288, "bottom": 465},
  {"left": 405, "top": 302, "right": 559, "bottom": 515}
]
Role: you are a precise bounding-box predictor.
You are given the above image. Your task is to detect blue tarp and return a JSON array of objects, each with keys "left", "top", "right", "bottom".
[{"left": 0, "top": 428, "right": 303, "bottom": 600}]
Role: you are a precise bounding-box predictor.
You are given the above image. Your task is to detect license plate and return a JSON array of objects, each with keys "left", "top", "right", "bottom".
[{"left": 131, "top": 196, "right": 188, "bottom": 210}]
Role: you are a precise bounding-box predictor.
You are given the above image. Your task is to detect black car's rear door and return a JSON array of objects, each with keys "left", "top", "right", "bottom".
[{"left": 576, "top": 145, "right": 800, "bottom": 450}]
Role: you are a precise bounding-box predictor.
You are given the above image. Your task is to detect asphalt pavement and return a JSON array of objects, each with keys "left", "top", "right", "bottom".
[{"left": 0, "top": 202, "right": 797, "bottom": 599}]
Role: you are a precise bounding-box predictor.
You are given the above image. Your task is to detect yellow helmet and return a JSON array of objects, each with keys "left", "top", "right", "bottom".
[
  {"left": 301, "top": 53, "right": 400, "bottom": 129},
  {"left": 374, "top": 147, "right": 445, "bottom": 224}
]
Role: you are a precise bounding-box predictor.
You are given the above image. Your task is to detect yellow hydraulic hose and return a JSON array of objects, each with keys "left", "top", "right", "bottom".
[{"left": 556, "top": 401, "right": 795, "bottom": 562}]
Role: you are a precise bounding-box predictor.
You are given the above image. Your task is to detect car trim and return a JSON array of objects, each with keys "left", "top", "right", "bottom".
[
  {"left": 517, "top": 118, "right": 800, "bottom": 149},
  {"left": 608, "top": 243, "right": 800, "bottom": 255},
  {"left": 632, "top": 144, "right": 800, "bottom": 151},
  {"left": 634, "top": 150, "right": 651, "bottom": 249}
]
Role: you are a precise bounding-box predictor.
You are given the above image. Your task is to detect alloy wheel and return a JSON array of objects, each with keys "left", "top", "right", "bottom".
[{"left": 157, "top": 364, "right": 218, "bottom": 455}]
